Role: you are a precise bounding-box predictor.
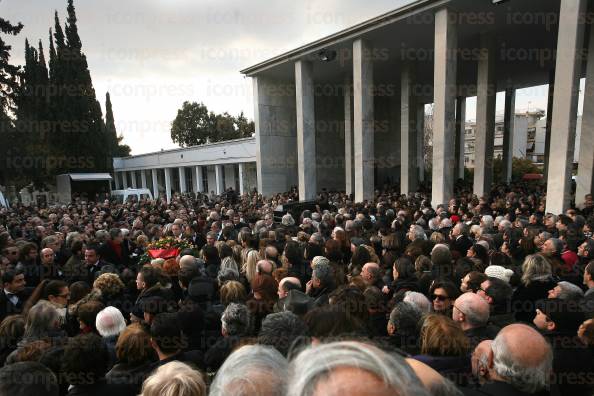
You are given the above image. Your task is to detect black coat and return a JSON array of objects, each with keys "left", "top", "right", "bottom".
[
  {"left": 464, "top": 325, "right": 499, "bottom": 351},
  {"left": 462, "top": 380, "right": 551, "bottom": 396},
  {"left": 204, "top": 336, "right": 243, "bottom": 372},
  {"left": 106, "top": 361, "right": 156, "bottom": 394},
  {"left": 0, "top": 289, "right": 27, "bottom": 323},
  {"left": 511, "top": 278, "right": 557, "bottom": 323},
  {"left": 66, "top": 379, "right": 133, "bottom": 396}
]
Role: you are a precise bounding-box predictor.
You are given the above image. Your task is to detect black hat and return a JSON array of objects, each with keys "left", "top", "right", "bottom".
[
  {"left": 536, "top": 299, "right": 585, "bottom": 333},
  {"left": 283, "top": 290, "right": 315, "bottom": 316}
]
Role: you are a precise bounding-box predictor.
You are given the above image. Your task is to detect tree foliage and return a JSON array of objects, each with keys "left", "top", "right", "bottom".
[
  {"left": 171, "top": 101, "right": 255, "bottom": 147},
  {"left": 0, "top": 0, "right": 130, "bottom": 188}
]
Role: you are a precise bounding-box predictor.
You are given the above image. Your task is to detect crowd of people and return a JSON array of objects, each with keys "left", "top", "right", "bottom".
[{"left": 0, "top": 182, "right": 594, "bottom": 396}]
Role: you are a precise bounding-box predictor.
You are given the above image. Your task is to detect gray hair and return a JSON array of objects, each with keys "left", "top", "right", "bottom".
[
  {"left": 428, "top": 217, "right": 440, "bottom": 231},
  {"left": 258, "top": 312, "right": 307, "bottom": 357},
  {"left": 95, "top": 230, "right": 110, "bottom": 243},
  {"left": 210, "top": 345, "right": 288, "bottom": 396},
  {"left": 499, "top": 220, "right": 512, "bottom": 231},
  {"left": 217, "top": 267, "right": 240, "bottom": 285},
  {"left": 481, "top": 215, "right": 494, "bottom": 229},
  {"left": 22, "top": 301, "right": 60, "bottom": 342},
  {"left": 556, "top": 281, "right": 584, "bottom": 300},
  {"left": 287, "top": 341, "right": 429, "bottom": 396},
  {"left": 221, "top": 256, "right": 240, "bottom": 273},
  {"left": 312, "top": 261, "right": 332, "bottom": 286},
  {"left": 221, "top": 303, "right": 251, "bottom": 336},
  {"left": 388, "top": 302, "right": 423, "bottom": 335},
  {"left": 491, "top": 331, "right": 552, "bottom": 393},
  {"left": 547, "top": 238, "right": 563, "bottom": 255},
  {"left": 410, "top": 225, "right": 427, "bottom": 241},
  {"left": 403, "top": 291, "right": 432, "bottom": 313}
]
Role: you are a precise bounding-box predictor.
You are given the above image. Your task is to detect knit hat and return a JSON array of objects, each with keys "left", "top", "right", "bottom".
[
  {"left": 485, "top": 265, "right": 514, "bottom": 283},
  {"left": 95, "top": 306, "right": 126, "bottom": 337}
]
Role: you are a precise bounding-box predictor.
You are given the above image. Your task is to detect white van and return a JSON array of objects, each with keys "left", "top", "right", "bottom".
[{"left": 111, "top": 188, "right": 153, "bottom": 203}]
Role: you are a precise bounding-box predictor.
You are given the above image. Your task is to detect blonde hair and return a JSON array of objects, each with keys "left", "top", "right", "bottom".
[
  {"left": 420, "top": 314, "right": 469, "bottom": 357},
  {"left": 141, "top": 361, "right": 206, "bottom": 396},
  {"left": 521, "top": 254, "right": 552, "bottom": 286},
  {"left": 150, "top": 258, "right": 165, "bottom": 268},
  {"left": 243, "top": 250, "right": 260, "bottom": 283},
  {"left": 93, "top": 273, "right": 124, "bottom": 297}
]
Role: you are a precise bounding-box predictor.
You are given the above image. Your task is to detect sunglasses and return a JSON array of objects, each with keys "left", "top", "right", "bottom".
[{"left": 432, "top": 294, "right": 449, "bottom": 302}]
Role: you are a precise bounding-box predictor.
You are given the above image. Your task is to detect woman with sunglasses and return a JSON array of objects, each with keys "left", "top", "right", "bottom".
[{"left": 428, "top": 279, "right": 459, "bottom": 316}]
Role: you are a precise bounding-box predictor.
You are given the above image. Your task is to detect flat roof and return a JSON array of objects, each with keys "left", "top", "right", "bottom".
[
  {"left": 240, "top": 0, "right": 440, "bottom": 76},
  {"left": 60, "top": 173, "right": 113, "bottom": 181}
]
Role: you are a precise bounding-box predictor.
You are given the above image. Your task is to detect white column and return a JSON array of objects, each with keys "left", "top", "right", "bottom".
[
  {"left": 215, "top": 165, "right": 224, "bottom": 195},
  {"left": 502, "top": 88, "right": 516, "bottom": 183},
  {"left": 295, "top": 60, "right": 317, "bottom": 201},
  {"left": 178, "top": 167, "right": 187, "bottom": 193},
  {"left": 122, "top": 172, "right": 128, "bottom": 189},
  {"left": 238, "top": 163, "right": 245, "bottom": 195},
  {"left": 344, "top": 77, "right": 354, "bottom": 196},
  {"left": 546, "top": 0, "right": 586, "bottom": 214},
  {"left": 473, "top": 34, "right": 496, "bottom": 197},
  {"left": 140, "top": 170, "right": 147, "bottom": 189},
  {"left": 431, "top": 7, "right": 457, "bottom": 208},
  {"left": 164, "top": 168, "right": 172, "bottom": 203},
  {"left": 195, "top": 166, "right": 204, "bottom": 193},
  {"left": 113, "top": 172, "right": 120, "bottom": 190},
  {"left": 455, "top": 96, "right": 466, "bottom": 180},
  {"left": 353, "top": 38, "right": 375, "bottom": 202},
  {"left": 130, "top": 171, "right": 137, "bottom": 188},
  {"left": 401, "top": 63, "right": 418, "bottom": 195},
  {"left": 151, "top": 169, "right": 159, "bottom": 200},
  {"left": 576, "top": 17, "right": 594, "bottom": 207},
  {"left": 417, "top": 103, "right": 425, "bottom": 182},
  {"left": 544, "top": 70, "right": 555, "bottom": 178}
]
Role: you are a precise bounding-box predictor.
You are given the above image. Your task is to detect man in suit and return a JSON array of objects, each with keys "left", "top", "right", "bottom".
[
  {"left": 450, "top": 222, "right": 473, "bottom": 260},
  {"left": 0, "top": 269, "right": 27, "bottom": 323},
  {"left": 99, "top": 228, "right": 130, "bottom": 268},
  {"left": 85, "top": 244, "right": 110, "bottom": 284}
]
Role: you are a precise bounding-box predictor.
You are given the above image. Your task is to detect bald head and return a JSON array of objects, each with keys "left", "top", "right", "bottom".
[
  {"left": 40, "top": 248, "right": 54, "bottom": 265},
  {"left": 489, "top": 324, "right": 552, "bottom": 393},
  {"left": 265, "top": 245, "right": 279, "bottom": 260},
  {"left": 453, "top": 292, "right": 490, "bottom": 330},
  {"left": 362, "top": 262, "right": 381, "bottom": 284},
  {"left": 256, "top": 259, "right": 273, "bottom": 275},
  {"left": 471, "top": 340, "right": 492, "bottom": 384},
  {"left": 179, "top": 254, "right": 198, "bottom": 270}
]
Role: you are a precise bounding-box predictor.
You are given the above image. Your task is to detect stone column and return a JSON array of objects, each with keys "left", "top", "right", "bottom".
[
  {"left": 122, "top": 172, "right": 128, "bottom": 189},
  {"left": 215, "top": 165, "right": 224, "bottom": 195},
  {"left": 195, "top": 166, "right": 204, "bottom": 193},
  {"left": 401, "top": 63, "right": 418, "bottom": 195},
  {"left": 431, "top": 7, "right": 457, "bottom": 208},
  {"left": 178, "top": 167, "right": 187, "bottom": 193},
  {"left": 576, "top": 18, "right": 594, "bottom": 207},
  {"left": 454, "top": 96, "right": 466, "bottom": 180},
  {"left": 544, "top": 70, "right": 555, "bottom": 177},
  {"left": 546, "top": 0, "right": 586, "bottom": 214},
  {"left": 238, "top": 163, "right": 245, "bottom": 195},
  {"left": 140, "top": 170, "right": 147, "bottom": 189},
  {"left": 253, "top": 76, "right": 297, "bottom": 196},
  {"left": 353, "top": 38, "right": 375, "bottom": 202},
  {"left": 151, "top": 169, "right": 158, "bottom": 200},
  {"left": 502, "top": 88, "right": 516, "bottom": 183},
  {"left": 417, "top": 103, "right": 425, "bottom": 182},
  {"left": 344, "top": 77, "right": 354, "bottom": 196},
  {"left": 164, "top": 168, "right": 172, "bottom": 203},
  {"left": 130, "top": 171, "right": 137, "bottom": 188},
  {"left": 113, "top": 172, "right": 120, "bottom": 190},
  {"left": 473, "top": 34, "right": 496, "bottom": 197},
  {"left": 295, "top": 60, "right": 317, "bottom": 201}
]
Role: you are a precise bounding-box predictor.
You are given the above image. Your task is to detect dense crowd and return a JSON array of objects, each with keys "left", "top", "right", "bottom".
[{"left": 0, "top": 183, "right": 594, "bottom": 396}]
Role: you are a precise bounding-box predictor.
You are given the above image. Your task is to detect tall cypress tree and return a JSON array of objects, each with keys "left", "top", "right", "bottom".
[{"left": 0, "top": 17, "right": 24, "bottom": 185}]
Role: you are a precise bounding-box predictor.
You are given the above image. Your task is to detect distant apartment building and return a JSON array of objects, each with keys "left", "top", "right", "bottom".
[{"left": 464, "top": 110, "right": 582, "bottom": 168}]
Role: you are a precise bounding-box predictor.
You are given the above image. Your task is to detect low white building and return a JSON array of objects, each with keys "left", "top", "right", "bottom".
[{"left": 112, "top": 137, "right": 257, "bottom": 202}]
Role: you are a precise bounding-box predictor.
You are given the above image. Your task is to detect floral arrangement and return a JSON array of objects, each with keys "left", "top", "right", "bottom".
[{"left": 138, "top": 237, "right": 195, "bottom": 265}]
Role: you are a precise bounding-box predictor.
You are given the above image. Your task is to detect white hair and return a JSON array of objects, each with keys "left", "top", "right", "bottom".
[
  {"left": 403, "top": 291, "right": 432, "bottom": 313},
  {"left": 210, "top": 345, "right": 287, "bottom": 396},
  {"left": 287, "top": 341, "right": 429, "bottom": 396},
  {"left": 491, "top": 332, "right": 552, "bottom": 393},
  {"left": 95, "top": 306, "right": 126, "bottom": 338},
  {"left": 141, "top": 361, "right": 206, "bottom": 396},
  {"left": 481, "top": 215, "right": 494, "bottom": 229}
]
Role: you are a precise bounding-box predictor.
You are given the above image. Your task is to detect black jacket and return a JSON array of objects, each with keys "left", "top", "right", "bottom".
[
  {"left": 0, "top": 289, "right": 27, "bottom": 323},
  {"left": 462, "top": 380, "right": 551, "bottom": 396},
  {"left": 106, "top": 361, "right": 156, "bottom": 394},
  {"left": 511, "top": 278, "right": 557, "bottom": 323}
]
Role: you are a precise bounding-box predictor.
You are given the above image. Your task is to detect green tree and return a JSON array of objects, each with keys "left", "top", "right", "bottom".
[
  {"left": 171, "top": 101, "right": 255, "bottom": 147},
  {"left": 105, "top": 92, "right": 130, "bottom": 157},
  {"left": 0, "top": 16, "right": 24, "bottom": 185}
]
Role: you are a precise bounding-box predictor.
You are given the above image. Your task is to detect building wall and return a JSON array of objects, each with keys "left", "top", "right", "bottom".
[{"left": 315, "top": 92, "right": 346, "bottom": 192}]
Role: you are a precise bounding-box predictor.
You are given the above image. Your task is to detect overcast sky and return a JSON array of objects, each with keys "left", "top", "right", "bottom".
[{"left": 2, "top": 0, "right": 569, "bottom": 155}]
